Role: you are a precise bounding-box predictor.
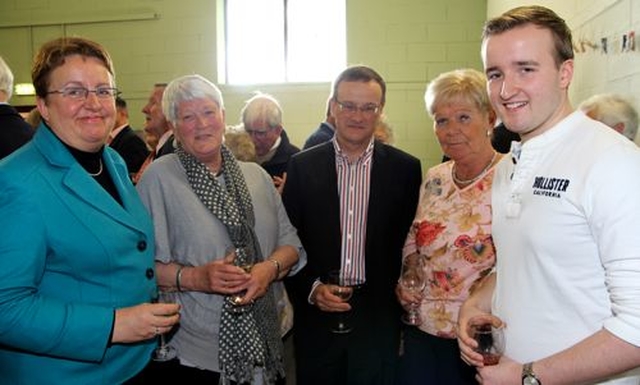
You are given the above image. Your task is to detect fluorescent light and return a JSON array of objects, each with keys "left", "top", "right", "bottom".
[{"left": 14, "top": 83, "right": 35, "bottom": 96}]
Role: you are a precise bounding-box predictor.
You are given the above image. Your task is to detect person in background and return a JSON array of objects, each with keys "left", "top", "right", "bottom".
[
  {"left": 25, "top": 106, "right": 42, "bottom": 129},
  {"left": 132, "top": 83, "right": 171, "bottom": 183},
  {"left": 225, "top": 124, "right": 257, "bottom": 162},
  {"left": 0, "top": 55, "right": 34, "bottom": 159},
  {"left": 136, "top": 74, "right": 305, "bottom": 384},
  {"left": 0, "top": 36, "right": 179, "bottom": 385},
  {"left": 282, "top": 65, "right": 422, "bottom": 385},
  {"left": 303, "top": 97, "right": 336, "bottom": 149},
  {"left": 108, "top": 96, "right": 150, "bottom": 176},
  {"left": 491, "top": 121, "right": 520, "bottom": 153},
  {"left": 144, "top": 83, "right": 174, "bottom": 159},
  {"left": 395, "top": 68, "right": 498, "bottom": 385},
  {"left": 457, "top": 6, "right": 640, "bottom": 385},
  {"left": 241, "top": 92, "right": 300, "bottom": 193},
  {"left": 579, "top": 93, "right": 639, "bottom": 141},
  {"left": 374, "top": 114, "right": 394, "bottom": 145}
]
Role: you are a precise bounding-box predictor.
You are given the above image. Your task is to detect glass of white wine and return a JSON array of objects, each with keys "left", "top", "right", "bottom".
[
  {"left": 225, "top": 246, "right": 254, "bottom": 314},
  {"left": 399, "top": 253, "right": 427, "bottom": 326},
  {"left": 327, "top": 270, "right": 364, "bottom": 334},
  {"left": 151, "top": 289, "right": 177, "bottom": 362}
]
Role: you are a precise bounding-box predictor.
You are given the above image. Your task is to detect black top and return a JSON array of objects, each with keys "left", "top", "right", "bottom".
[{"left": 0, "top": 104, "right": 34, "bottom": 160}]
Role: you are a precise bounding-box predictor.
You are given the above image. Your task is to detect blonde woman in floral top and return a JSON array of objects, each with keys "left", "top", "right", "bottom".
[{"left": 395, "top": 68, "right": 501, "bottom": 385}]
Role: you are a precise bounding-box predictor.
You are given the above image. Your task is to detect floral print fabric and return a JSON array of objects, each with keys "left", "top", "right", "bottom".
[{"left": 403, "top": 160, "right": 497, "bottom": 338}]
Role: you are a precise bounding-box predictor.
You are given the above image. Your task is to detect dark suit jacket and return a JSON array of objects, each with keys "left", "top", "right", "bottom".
[
  {"left": 261, "top": 130, "right": 299, "bottom": 178},
  {"left": 155, "top": 133, "right": 175, "bottom": 159},
  {"left": 109, "top": 125, "right": 150, "bottom": 174},
  {"left": 302, "top": 122, "right": 334, "bottom": 150},
  {"left": 0, "top": 104, "right": 34, "bottom": 160},
  {"left": 282, "top": 141, "right": 421, "bottom": 382}
]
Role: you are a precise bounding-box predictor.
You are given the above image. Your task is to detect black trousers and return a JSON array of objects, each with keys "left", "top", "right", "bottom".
[{"left": 126, "top": 358, "right": 287, "bottom": 385}]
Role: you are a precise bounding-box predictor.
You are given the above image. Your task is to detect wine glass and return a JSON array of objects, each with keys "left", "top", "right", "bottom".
[
  {"left": 399, "top": 253, "right": 427, "bottom": 325},
  {"left": 468, "top": 318, "right": 505, "bottom": 366},
  {"left": 151, "top": 289, "right": 177, "bottom": 362},
  {"left": 225, "top": 246, "right": 254, "bottom": 314},
  {"left": 327, "top": 270, "right": 364, "bottom": 334}
]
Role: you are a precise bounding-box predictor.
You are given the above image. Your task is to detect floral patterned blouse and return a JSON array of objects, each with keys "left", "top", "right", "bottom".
[{"left": 402, "top": 159, "right": 498, "bottom": 339}]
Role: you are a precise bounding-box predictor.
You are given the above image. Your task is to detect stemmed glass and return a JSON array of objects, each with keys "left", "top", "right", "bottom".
[
  {"left": 151, "top": 289, "right": 177, "bottom": 362},
  {"left": 327, "top": 270, "right": 364, "bottom": 334},
  {"left": 399, "top": 253, "right": 427, "bottom": 325},
  {"left": 225, "top": 246, "right": 254, "bottom": 314},
  {"left": 468, "top": 317, "right": 505, "bottom": 366}
]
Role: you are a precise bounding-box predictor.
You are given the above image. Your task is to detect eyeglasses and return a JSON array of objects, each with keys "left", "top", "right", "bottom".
[
  {"left": 46, "top": 87, "right": 120, "bottom": 100},
  {"left": 245, "top": 127, "right": 275, "bottom": 139},
  {"left": 335, "top": 100, "right": 381, "bottom": 116}
]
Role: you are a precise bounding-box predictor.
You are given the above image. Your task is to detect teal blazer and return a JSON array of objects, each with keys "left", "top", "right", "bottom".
[{"left": 0, "top": 124, "right": 157, "bottom": 384}]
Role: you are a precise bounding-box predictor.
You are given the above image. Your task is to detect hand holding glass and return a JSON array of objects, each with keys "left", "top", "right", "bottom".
[
  {"left": 327, "top": 270, "right": 363, "bottom": 334},
  {"left": 468, "top": 318, "right": 505, "bottom": 366},
  {"left": 225, "top": 247, "right": 254, "bottom": 313},
  {"left": 399, "top": 254, "right": 427, "bottom": 325},
  {"left": 151, "top": 290, "right": 177, "bottom": 362}
]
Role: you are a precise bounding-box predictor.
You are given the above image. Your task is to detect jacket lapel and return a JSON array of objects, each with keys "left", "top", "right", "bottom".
[{"left": 35, "top": 126, "right": 145, "bottom": 233}]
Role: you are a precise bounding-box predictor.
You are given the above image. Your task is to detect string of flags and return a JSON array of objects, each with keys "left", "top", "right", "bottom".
[{"left": 574, "top": 30, "right": 636, "bottom": 54}]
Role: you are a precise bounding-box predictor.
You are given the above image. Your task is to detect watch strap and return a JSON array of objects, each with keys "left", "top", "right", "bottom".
[{"left": 522, "top": 362, "right": 542, "bottom": 385}]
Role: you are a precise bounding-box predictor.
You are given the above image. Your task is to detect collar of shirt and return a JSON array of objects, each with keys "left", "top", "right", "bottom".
[
  {"left": 107, "top": 123, "right": 128, "bottom": 144},
  {"left": 155, "top": 130, "right": 173, "bottom": 154},
  {"left": 257, "top": 135, "right": 282, "bottom": 164},
  {"left": 332, "top": 136, "right": 375, "bottom": 166}
]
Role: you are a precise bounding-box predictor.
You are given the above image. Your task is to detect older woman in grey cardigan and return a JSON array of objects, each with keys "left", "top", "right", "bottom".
[{"left": 136, "top": 74, "right": 305, "bottom": 385}]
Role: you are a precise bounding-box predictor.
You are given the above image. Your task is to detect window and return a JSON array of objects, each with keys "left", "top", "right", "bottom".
[{"left": 222, "top": 0, "right": 346, "bottom": 85}]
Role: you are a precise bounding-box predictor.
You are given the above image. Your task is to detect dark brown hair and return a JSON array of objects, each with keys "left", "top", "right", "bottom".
[{"left": 331, "top": 65, "right": 387, "bottom": 105}]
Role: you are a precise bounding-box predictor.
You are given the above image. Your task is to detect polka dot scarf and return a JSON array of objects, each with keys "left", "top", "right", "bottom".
[{"left": 176, "top": 144, "right": 284, "bottom": 384}]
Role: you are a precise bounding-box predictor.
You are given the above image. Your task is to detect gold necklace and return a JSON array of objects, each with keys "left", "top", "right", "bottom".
[
  {"left": 88, "top": 159, "right": 103, "bottom": 177},
  {"left": 452, "top": 152, "right": 497, "bottom": 186}
]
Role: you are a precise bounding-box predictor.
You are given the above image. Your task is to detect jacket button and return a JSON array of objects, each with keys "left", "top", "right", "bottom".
[
  {"left": 137, "top": 240, "right": 147, "bottom": 251},
  {"left": 146, "top": 268, "right": 154, "bottom": 279}
]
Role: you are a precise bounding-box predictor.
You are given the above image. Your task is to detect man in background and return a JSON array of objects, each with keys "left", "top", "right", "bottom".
[
  {"left": 241, "top": 92, "right": 299, "bottom": 192},
  {"left": 108, "top": 96, "right": 149, "bottom": 176},
  {"left": 303, "top": 97, "right": 335, "bottom": 149},
  {"left": 144, "top": 83, "right": 174, "bottom": 159},
  {"left": 0, "top": 56, "right": 33, "bottom": 159},
  {"left": 133, "top": 83, "right": 172, "bottom": 183}
]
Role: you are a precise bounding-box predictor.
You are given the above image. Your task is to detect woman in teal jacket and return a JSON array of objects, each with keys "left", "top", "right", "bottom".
[{"left": 0, "top": 37, "right": 180, "bottom": 384}]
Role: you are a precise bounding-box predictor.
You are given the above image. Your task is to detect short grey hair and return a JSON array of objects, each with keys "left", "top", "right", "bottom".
[
  {"left": 162, "top": 74, "right": 224, "bottom": 126},
  {"left": 0, "top": 56, "right": 14, "bottom": 100},
  {"left": 579, "top": 93, "right": 639, "bottom": 141},
  {"left": 240, "top": 92, "right": 283, "bottom": 129}
]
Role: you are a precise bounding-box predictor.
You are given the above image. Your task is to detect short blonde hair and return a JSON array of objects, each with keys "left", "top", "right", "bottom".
[{"left": 424, "top": 68, "right": 493, "bottom": 118}]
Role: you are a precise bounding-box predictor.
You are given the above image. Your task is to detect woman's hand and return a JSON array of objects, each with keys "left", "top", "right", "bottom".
[
  {"left": 112, "top": 302, "right": 180, "bottom": 344},
  {"left": 395, "top": 282, "right": 423, "bottom": 312}
]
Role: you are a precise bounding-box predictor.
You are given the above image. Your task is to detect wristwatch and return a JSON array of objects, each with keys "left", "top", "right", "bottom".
[{"left": 522, "top": 362, "right": 542, "bottom": 385}]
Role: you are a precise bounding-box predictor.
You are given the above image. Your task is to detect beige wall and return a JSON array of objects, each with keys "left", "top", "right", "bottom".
[{"left": 0, "top": 0, "right": 487, "bottom": 169}]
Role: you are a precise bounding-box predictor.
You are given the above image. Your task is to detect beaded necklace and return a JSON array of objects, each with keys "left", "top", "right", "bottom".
[{"left": 452, "top": 152, "right": 497, "bottom": 186}]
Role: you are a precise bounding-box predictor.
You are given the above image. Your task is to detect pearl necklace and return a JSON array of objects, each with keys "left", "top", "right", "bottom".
[
  {"left": 452, "top": 152, "right": 497, "bottom": 186},
  {"left": 88, "top": 159, "right": 103, "bottom": 177}
]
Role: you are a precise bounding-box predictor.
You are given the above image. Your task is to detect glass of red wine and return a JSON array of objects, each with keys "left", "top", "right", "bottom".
[{"left": 469, "top": 318, "right": 505, "bottom": 366}]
